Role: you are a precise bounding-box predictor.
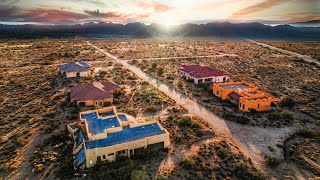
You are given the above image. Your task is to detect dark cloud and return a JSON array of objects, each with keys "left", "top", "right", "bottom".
[
  {"left": 84, "top": 9, "right": 151, "bottom": 21},
  {"left": 84, "top": 9, "right": 121, "bottom": 18},
  {"left": 65, "top": 0, "right": 105, "bottom": 7}
]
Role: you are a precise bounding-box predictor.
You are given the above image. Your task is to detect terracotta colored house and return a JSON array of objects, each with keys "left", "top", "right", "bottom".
[
  {"left": 70, "top": 82, "right": 120, "bottom": 107},
  {"left": 179, "top": 65, "right": 229, "bottom": 84},
  {"left": 67, "top": 106, "right": 170, "bottom": 169},
  {"left": 213, "top": 81, "right": 279, "bottom": 112},
  {"left": 58, "top": 62, "right": 93, "bottom": 78}
]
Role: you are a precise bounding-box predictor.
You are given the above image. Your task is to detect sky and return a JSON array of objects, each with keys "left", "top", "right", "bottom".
[{"left": 0, "top": 0, "right": 319, "bottom": 25}]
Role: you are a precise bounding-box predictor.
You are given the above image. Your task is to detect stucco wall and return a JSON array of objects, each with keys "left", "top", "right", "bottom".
[{"left": 84, "top": 133, "right": 169, "bottom": 168}]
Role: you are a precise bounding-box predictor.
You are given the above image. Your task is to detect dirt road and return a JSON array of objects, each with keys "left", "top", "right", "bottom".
[
  {"left": 246, "top": 39, "right": 320, "bottom": 66},
  {"left": 86, "top": 40, "right": 296, "bottom": 172}
]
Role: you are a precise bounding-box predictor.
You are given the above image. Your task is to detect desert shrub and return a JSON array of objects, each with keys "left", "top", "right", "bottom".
[
  {"left": 268, "top": 111, "right": 294, "bottom": 121},
  {"left": 232, "top": 162, "right": 266, "bottom": 180},
  {"left": 178, "top": 116, "right": 192, "bottom": 127},
  {"left": 280, "top": 97, "right": 296, "bottom": 108},
  {"left": 265, "top": 155, "right": 281, "bottom": 167},
  {"left": 125, "top": 107, "right": 139, "bottom": 116},
  {"left": 146, "top": 105, "right": 157, "bottom": 113},
  {"left": 16, "top": 136, "right": 28, "bottom": 146},
  {"left": 104, "top": 101, "right": 112, "bottom": 107},
  {"left": 179, "top": 157, "right": 197, "bottom": 170},
  {"left": 297, "top": 129, "right": 316, "bottom": 138}
]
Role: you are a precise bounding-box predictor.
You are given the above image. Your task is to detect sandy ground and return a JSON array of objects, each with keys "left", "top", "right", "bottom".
[
  {"left": 86, "top": 40, "right": 298, "bottom": 173},
  {"left": 246, "top": 39, "right": 320, "bottom": 66}
]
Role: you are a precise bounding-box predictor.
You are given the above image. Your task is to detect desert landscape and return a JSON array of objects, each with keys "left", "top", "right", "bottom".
[{"left": 0, "top": 38, "right": 319, "bottom": 180}]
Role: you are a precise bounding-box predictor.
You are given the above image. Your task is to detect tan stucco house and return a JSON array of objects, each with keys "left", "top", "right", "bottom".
[
  {"left": 58, "top": 62, "right": 93, "bottom": 78},
  {"left": 69, "top": 82, "right": 120, "bottom": 107},
  {"left": 67, "top": 106, "right": 170, "bottom": 169}
]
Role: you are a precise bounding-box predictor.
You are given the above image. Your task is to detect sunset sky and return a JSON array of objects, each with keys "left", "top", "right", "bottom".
[{"left": 0, "top": 0, "right": 319, "bottom": 25}]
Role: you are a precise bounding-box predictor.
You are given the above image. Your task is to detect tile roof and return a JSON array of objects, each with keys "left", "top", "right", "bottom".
[
  {"left": 59, "top": 62, "right": 91, "bottom": 73},
  {"left": 70, "top": 82, "right": 120, "bottom": 101},
  {"left": 180, "top": 65, "right": 226, "bottom": 78}
]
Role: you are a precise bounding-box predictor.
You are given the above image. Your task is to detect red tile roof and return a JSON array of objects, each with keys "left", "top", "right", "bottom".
[
  {"left": 70, "top": 82, "right": 120, "bottom": 101},
  {"left": 180, "top": 65, "right": 226, "bottom": 78}
]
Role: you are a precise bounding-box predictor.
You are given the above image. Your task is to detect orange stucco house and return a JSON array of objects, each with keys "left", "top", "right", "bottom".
[{"left": 213, "top": 81, "right": 279, "bottom": 112}]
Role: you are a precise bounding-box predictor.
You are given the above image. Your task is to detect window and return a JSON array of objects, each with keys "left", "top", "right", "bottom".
[
  {"left": 258, "top": 104, "right": 260, "bottom": 108},
  {"left": 243, "top": 105, "right": 245, "bottom": 110},
  {"left": 117, "top": 150, "right": 126, "bottom": 155},
  {"left": 130, "top": 149, "right": 133, "bottom": 155},
  {"left": 103, "top": 155, "right": 106, "bottom": 159},
  {"left": 89, "top": 160, "right": 93, "bottom": 164},
  {"left": 108, "top": 153, "right": 114, "bottom": 156},
  {"left": 97, "top": 156, "right": 101, "bottom": 162}
]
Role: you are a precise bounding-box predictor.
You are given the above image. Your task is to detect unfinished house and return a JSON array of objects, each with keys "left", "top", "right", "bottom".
[
  {"left": 179, "top": 65, "right": 229, "bottom": 84},
  {"left": 213, "top": 81, "right": 279, "bottom": 112},
  {"left": 67, "top": 106, "right": 170, "bottom": 169},
  {"left": 58, "top": 62, "right": 93, "bottom": 78},
  {"left": 70, "top": 82, "right": 120, "bottom": 107}
]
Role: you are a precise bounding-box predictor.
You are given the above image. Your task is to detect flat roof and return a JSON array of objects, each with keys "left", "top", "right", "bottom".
[
  {"left": 81, "top": 112, "right": 120, "bottom": 135},
  {"left": 85, "top": 123, "right": 165, "bottom": 149},
  {"left": 118, "top": 115, "right": 128, "bottom": 122},
  {"left": 221, "top": 84, "right": 250, "bottom": 92}
]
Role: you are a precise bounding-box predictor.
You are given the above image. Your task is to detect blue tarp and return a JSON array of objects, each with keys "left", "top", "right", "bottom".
[
  {"left": 75, "top": 149, "right": 85, "bottom": 167},
  {"left": 81, "top": 112, "right": 120, "bottom": 135},
  {"left": 118, "top": 115, "right": 128, "bottom": 122},
  {"left": 100, "top": 111, "right": 114, "bottom": 117},
  {"left": 85, "top": 123, "right": 165, "bottom": 149},
  {"left": 76, "top": 129, "right": 85, "bottom": 147}
]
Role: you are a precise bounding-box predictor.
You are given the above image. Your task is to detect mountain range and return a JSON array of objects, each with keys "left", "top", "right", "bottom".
[{"left": 1, "top": 21, "right": 320, "bottom": 40}]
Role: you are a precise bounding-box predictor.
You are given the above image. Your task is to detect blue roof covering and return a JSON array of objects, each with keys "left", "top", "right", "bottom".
[
  {"left": 81, "top": 112, "right": 120, "bottom": 135},
  {"left": 85, "top": 123, "right": 165, "bottom": 149},
  {"left": 118, "top": 115, "right": 128, "bottom": 122},
  {"left": 75, "top": 129, "right": 85, "bottom": 147},
  {"left": 100, "top": 111, "right": 114, "bottom": 117},
  {"left": 75, "top": 149, "right": 85, "bottom": 167}
]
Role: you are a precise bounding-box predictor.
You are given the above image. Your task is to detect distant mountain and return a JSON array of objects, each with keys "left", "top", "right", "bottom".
[
  {"left": 0, "top": 21, "right": 319, "bottom": 40},
  {"left": 290, "top": 19, "right": 320, "bottom": 27}
]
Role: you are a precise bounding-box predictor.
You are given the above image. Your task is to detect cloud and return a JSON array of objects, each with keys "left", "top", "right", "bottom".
[
  {"left": 136, "top": 2, "right": 173, "bottom": 13},
  {"left": 0, "top": 5, "right": 89, "bottom": 23},
  {"left": 232, "top": 0, "right": 291, "bottom": 17},
  {"left": 84, "top": 9, "right": 151, "bottom": 21},
  {"left": 22, "top": 9, "right": 89, "bottom": 23},
  {"left": 65, "top": 0, "right": 105, "bottom": 7}
]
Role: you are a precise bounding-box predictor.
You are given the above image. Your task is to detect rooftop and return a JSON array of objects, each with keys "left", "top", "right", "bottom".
[
  {"left": 81, "top": 111, "right": 120, "bottom": 135},
  {"left": 85, "top": 123, "right": 165, "bottom": 149},
  {"left": 221, "top": 83, "right": 250, "bottom": 92},
  {"left": 70, "top": 82, "right": 120, "bottom": 101},
  {"left": 59, "top": 62, "right": 91, "bottom": 73},
  {"left": 180, "top": 65, "right": 226, "bottom": 78}
]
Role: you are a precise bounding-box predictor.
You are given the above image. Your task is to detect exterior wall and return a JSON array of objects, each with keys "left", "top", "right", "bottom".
[
  {"left": 239, "top": 98, "right": 273, "bottom": 112},
  {"left": 61, "top": 70, "right": 91, "bottom": 78},
  {"left": 84, "top": 133, "right": 170, "bottom": 168},
  {"left": 75, "top": 98, "right": 113, "bottom": 107},
  {"left": 213, "top": 84, "right": 235, "bottom": 101}
]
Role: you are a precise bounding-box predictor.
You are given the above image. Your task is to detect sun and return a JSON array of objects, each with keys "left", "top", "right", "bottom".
[{"left": 161, "top": 16, "right": 178, "bottom": 31}]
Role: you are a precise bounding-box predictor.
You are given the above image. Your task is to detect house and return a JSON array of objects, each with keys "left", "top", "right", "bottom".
[
  {"left": 70, "top": 82, "right": 120, "bottom": 107},
  {"left": 67, "top": 106, "right": 170, "bottom": 169},
  {"left": 213, "top": 81, "right": 279, "bottom": 112},
  {"left": 58, "top": 62, "right": 93, "bottom": 78},
  {"left": 179, "top": 65, "right": 229, "bottom": 84}
]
